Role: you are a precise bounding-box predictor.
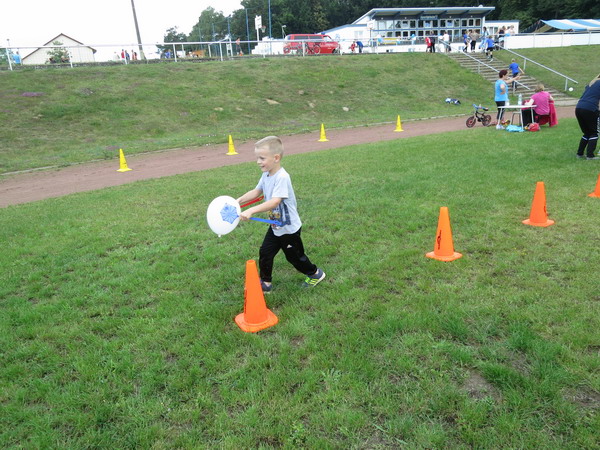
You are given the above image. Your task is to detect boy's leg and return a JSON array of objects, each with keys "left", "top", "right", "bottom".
[
  {"left": 259, "top": 227, "right": 281, "bottom": 283},
  {"left": 279, "top": 228, "right": 318, "bottom": 276}
]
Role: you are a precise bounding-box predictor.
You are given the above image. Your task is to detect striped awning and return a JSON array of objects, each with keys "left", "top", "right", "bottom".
[{"left": 541, "top": 19, "right": 600, "bottom": 31}]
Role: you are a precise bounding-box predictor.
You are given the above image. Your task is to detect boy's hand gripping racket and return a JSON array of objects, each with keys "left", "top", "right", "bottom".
[{"left": 206, "top": 195, "right": 282, "bottom": 237}]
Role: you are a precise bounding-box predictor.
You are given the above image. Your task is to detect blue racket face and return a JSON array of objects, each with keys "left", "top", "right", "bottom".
[{"left": 206, "top": 195, "right": 240, "bottom": 237}]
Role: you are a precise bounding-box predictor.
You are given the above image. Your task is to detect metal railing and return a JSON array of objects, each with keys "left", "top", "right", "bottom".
[
  {"left": 501, "top": 48, "right": 578, "bottom": 91},
  {"left": 450, "top": 50, "right": 532, "bottom": 92}
]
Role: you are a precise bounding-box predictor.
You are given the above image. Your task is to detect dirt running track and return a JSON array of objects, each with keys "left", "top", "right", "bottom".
[{"left": 0, "top": 107, "right": 576, "bottom": 208}]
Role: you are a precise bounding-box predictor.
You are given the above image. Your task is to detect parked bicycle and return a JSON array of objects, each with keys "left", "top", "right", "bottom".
[{"left": 466, "top": 104, "right": 492, "bottom": 128}]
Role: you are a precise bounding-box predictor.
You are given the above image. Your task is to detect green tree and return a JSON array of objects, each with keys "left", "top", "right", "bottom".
[
  {"left": 159, "top": 26, "right": 188, "bottom": 53},
  {"left": 46, "top": 41, "right": 70, "bottom": 64},
  {"left": 189, "top": 7, "right": 227, "bottom": 43}
]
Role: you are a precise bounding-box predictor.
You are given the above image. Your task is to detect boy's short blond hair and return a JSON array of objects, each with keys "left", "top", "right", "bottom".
[{"left": 255, "top": 136, "right": 284, "bottom": 156}]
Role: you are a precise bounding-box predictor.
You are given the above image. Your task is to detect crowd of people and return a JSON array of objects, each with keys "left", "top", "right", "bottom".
[
  {"left": 417, "top": 25, "right": 515, "bottom": 57},
  {"left": 112, "top": 49, "right": 139, "bottom": 62}
]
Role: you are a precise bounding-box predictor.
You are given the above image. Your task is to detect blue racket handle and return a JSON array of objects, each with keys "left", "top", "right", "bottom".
[{"left": 250, "top": 217, "right": 282, "bottom": 226}]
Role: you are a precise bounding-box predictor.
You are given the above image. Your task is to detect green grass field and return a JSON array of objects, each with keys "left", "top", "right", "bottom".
[
  {"left": 1, "top": 117, "right": 599, "bottom": 446},
  {"left": 2, "top": 46, "right": 597, "bottom": 175}
]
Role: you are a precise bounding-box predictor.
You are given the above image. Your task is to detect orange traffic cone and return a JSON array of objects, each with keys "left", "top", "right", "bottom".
[
  {"left": 522, "top": 181, "right": 554, "bottom": 227},
  {"left": 394, "top": 115, "right": 404, "bottom": 132},
  {"left": 318, "top": 123, "right": 329, "bottom": 142},
  {"left": 426, "top": 206, "right": 463, "bottom": 262},
  {"left": 588, "top": 174, "right": 600, "bottom": 198},
  {"left": 235, "top": 260, "right": 278, "bottom": 333}
]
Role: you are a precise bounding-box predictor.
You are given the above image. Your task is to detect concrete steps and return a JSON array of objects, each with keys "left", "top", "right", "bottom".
[{"left": 446, "top": 51, "right": 578, "bottom": 107}]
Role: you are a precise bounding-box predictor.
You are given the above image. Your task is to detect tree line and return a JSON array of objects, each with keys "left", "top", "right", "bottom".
[{"left": 162, "top": 0, "right": 600, "bottom": 48}]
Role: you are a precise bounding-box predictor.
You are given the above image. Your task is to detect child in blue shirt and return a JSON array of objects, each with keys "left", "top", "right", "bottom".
[
  {"left": 509, "top": 58, "right": 524, "bottom": 91},
  {"left": 485, "top": 36, "right": 495, "bottom": 60},
  {"left": 237, "top": 136, "right": 326, "bottom": 293}
]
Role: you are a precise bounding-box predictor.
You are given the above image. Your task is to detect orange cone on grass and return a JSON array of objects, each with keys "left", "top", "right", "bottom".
[
  {"left": 426, "top": 206, "right": 462, "bottom": 262},
  {"left": 394, "top": 115, "right": 404, "bottom": 132},
  {"left": 226, "top": 135, "right": 238, "bottom": 155},
  {"left": 117, "top": 148, "right": 132, "bottom": 172},
  {"left": 235, "top": 260, "right": 278, "bottom": 333},
  {"left": 318, "top": 123, "right": 329, "bottom": 142},
  {"left": 588, "top": 174, "right": 600, "bottom": 198},
  {"left": 522, "top": 181, "right": 554, "bottom": 227}
]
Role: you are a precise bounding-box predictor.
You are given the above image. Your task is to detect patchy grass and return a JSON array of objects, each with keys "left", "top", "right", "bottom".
[{"left": 1, "top": 119, "right": 599, "bottom": 447}]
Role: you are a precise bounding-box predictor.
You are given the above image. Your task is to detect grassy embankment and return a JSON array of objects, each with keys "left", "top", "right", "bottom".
[{"left": 0, "top": 47, "right": 587, "bottom": 175}]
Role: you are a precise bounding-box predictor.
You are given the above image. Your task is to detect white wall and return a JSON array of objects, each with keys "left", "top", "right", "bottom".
[{"left": 505, "top": 32, "right": 600, "bottom": 49}]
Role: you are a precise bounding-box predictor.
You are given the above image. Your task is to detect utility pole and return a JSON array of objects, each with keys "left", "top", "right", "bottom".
[
  {"left": 268, "top": 0, "right": 272, "bottom": 38},
  {"left": 130, "top": 0, "right": 145, "bottom": 60}
]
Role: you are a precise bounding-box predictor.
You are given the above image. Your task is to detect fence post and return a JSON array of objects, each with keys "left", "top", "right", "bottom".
[
  {"left": 5, "top": 47, "right": 13, "bottom": 71},
  {"left": 172, "top": 43, "right": 177, "bottom": 62}
]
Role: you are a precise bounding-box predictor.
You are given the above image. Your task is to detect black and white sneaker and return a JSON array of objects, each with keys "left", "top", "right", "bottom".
[
  {"left": 260, "top": 280, "right": 272, "bottom": 294},
  {"left": 302, "top": 268, "right": 326, "bottom": 288}
]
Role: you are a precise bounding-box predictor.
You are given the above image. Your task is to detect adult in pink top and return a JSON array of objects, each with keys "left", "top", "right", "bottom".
[{"left": 527, "top": 84, "right": 554, "bottom": 115}]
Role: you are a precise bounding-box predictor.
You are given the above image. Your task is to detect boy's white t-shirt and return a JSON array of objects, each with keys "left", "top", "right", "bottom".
[{"left": 255, "top": 167, "right": 302, "bottom": 236}]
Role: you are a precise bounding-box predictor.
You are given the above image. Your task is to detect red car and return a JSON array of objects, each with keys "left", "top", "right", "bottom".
[{"left": 283, "top": 34, "right": 340, "bottom": 55}]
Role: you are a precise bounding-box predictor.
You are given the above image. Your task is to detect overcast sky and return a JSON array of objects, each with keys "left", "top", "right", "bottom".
[{"left": 2, "top": 0, "right": 242, "bottom": 59}]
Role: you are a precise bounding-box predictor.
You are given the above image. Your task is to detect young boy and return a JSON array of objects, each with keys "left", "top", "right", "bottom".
[
  {"left": 236, "top": 136, "right": 325, "bottom": 293},
  {"left": 485, "top": 35, "right": 495, "bottom": 60},
  {"left": 508, "top": 58, "right": 524, "bottom": 91}
]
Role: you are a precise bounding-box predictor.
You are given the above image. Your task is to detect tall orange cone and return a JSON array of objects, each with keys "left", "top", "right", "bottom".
[
  {"left": 235, "top": 260, "right": 278, "bottom": 333},
  {"left": 522, "top": 181, "right": 554, "bottom": 227},
  {"left": 394, "top": 115, "right": 404, "bottom": 132},
  {"left": 318, "top": 123, "right": 329, "bottom": 142},
  {"left": 226, "top": 135, "right": 238, "bottom": 155},
  {"left": 588, "top": 174, "right": 600, "bottom": 198},
  {"left": 426, "top": 207, "right": 463, "bottom": 262},
  {"left": 117, "top": 148, "right": 132, "bottom": 172}
]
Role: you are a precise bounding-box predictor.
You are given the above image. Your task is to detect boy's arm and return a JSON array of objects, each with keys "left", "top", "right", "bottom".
[
  {"left": 239, "top": 197, "right": 282, "bottom": 221},
  {"left": 236, "top": 189, "right": 262, "bottom": 206}
]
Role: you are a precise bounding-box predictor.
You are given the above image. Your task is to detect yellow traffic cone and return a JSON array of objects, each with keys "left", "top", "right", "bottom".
[
  {"left": 117, "top": 148, "right": 132, "bottom": 172},
  {"left": 394, "top": 115, "right": 404, "bottom": 132},
  {"left": 318, "top": 123, "right": 329, "bottom": 142},
  {"left": 226, "top": 135, "right": 238, "bottom": 155}
]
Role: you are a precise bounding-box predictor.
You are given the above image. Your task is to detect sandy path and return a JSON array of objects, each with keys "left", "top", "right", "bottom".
[{"left": 0, "top": 107, "right": 575, "bottom": 208}]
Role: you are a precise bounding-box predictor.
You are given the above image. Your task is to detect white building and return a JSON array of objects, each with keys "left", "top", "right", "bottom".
[
  {"left": 21, "top": 34, "right": 96, "bottom": 65},
  {"left": 323, "top": 7, "right": 496, "bottom": 53}
]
